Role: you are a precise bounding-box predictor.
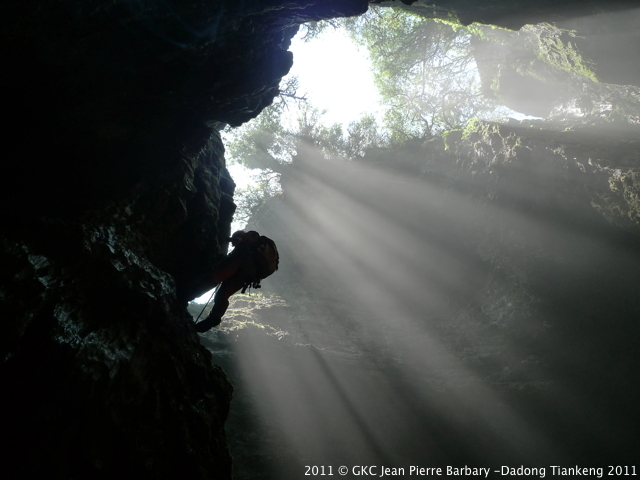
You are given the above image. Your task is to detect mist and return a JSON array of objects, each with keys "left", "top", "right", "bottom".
[{"left": 202, "top": 132, "right": 639, "bottom": 478}]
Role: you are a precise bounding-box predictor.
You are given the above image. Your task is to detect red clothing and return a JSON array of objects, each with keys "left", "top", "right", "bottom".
[{"left": 194, "top": 231, "right": 262, "bottom": 332}]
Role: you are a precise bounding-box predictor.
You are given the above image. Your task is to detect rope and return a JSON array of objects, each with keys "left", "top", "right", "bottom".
[{"left": 194, "top": 285, "right": 219, "bottom": 323}]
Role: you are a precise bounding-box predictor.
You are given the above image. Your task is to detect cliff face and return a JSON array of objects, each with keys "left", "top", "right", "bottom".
[
  {"left": 0, "top": 130, "right": 235, "bottom": 479},
  {"left": 2, "top": 0, "right": 639, "bottom": 478},
  {"left": 470, "top": 9, "right": 640, "bottom": 117}
]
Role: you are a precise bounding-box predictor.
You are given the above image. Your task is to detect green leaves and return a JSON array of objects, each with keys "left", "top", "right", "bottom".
[
  {"left": 341, "top": 7, "right": 506, "bottom": 140},
  {"left": 225, "top": 7, "right": 511, "bottom": 224},
  {"left": 233, "top": 170, "right": 282, "bottom": 226},
  {"left": 224, "top": 97, "right": 296, "bottom": 171}
]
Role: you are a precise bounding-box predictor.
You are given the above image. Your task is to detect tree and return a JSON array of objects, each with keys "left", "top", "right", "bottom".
[
  {"left": 328, "top": 7, "right": 508, "bottom": 140},
  {"left": 225, "top": 7, "right": 510, "bottom": 221},
  {"left": 233, "top": 170, "right": 282, "bottom": 226},
  {"left": 225, "top": 89, "right": 387, "bottom": 170},
  {"left": 224, "top": 92, "right": 390, "bottom": 224},
  {"left": 223, "top": 78, "right": 299, "bottom": 172}
]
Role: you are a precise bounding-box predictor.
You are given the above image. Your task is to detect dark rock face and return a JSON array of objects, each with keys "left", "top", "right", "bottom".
[
  {"left": 0, "top": 130, "right": 236, "bottom": 479},
  {"left": 1, "top": 0, "right": 638, "bottom": 478}
]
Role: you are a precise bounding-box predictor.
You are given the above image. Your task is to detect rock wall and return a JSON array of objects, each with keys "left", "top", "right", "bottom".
[
  {"left": 378, "top": 0, "right": 640, "bottom": 30},
  {"left": 470, "top": 10, "right": 640, "bottom": 117}
]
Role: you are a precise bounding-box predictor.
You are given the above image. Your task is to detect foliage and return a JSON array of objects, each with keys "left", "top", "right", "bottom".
[
  {"left": 223, "top": 86, "right": 296, "bottom": 172},
  {"left": 340, "top": 7, "right": 507, "bottom": 140},
  {"left": 296, "top": 104, "right": 388, "bottom": 160},
  {"left": 298, "top": 18, "right": 342, "bottom": 42},
  {"left": 233, "top": 170, "right": 282, "bottom": 226},
  {"left": 529, "top": 24, "right": 598, "bottom": 82},
  {"left": 225, "top": 7, "right": 513, "bottom": 221},
  {"left": 296, "top": 8, "right": 509, "bottom": 141},
  {"left": 223, "top": 82, "right": 388, "bottom": 223},
  {"left": 191, "top": 293, "right": 289, "bottom": 335},
  {"left": 225, "top": 93, "right": 388, "bottom": 169}
]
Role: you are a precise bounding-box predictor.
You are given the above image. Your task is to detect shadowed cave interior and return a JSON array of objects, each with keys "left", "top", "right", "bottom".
[{"left": 1, "top": 1, "right": 640, "bottom": 479}]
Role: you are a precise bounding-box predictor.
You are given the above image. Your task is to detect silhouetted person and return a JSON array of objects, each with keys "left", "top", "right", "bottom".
[{"left": 194, "top": 230, "right": 279, "bottom": 332}]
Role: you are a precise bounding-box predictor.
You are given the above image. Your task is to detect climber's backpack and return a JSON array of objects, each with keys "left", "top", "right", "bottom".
[{"left": 242, "top": 235, "right": 279, "bottom": 293}]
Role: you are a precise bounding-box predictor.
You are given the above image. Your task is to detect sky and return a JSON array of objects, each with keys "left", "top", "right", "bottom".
[
  {"left": 226, "top": 26, "right": 382, "bottom": 191},
  {"left": 287, "top": 27, "right": 383, "bottom": 128}
]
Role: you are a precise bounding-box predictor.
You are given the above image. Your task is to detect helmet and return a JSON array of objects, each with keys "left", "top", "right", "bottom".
[{"left": 229, "top": 230, "right": 245, "bottom": 246}]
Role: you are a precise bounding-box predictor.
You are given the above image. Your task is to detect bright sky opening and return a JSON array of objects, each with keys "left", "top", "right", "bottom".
[
  {"left": 288, "top": 27, "right": 383, "bottom": 128},
  {"left": 226, "top": 26, "right": 381, "bottom": 192}
]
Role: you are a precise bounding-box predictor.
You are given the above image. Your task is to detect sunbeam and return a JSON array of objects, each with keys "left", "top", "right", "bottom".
[{"left": 222, "top": 136, "right": 631, "bottom": 473}]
